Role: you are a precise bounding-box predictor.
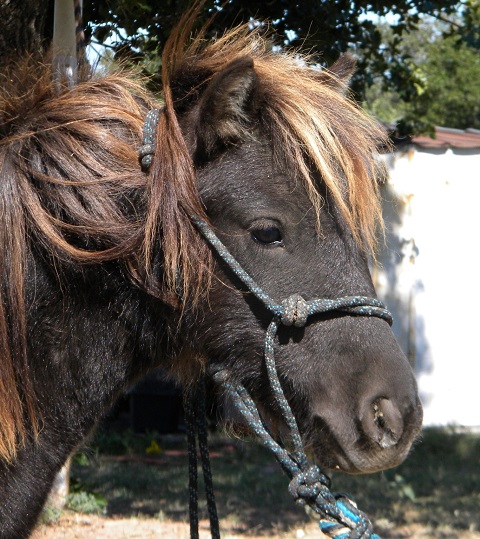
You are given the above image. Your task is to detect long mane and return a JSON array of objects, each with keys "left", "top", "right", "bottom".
[
  {"left": 0, "top": 60, "right": 155, "bottom": 460},
  {"left": 0, "top": 9, "right": 387, "bottom": 462}
]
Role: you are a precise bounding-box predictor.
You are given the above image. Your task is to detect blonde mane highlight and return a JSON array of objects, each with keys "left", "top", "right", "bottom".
[{"left": 160, "top": 17, "right": 388, "bottom": 256}]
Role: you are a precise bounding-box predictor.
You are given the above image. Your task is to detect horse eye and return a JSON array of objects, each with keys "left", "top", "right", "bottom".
[{"left": 251, "top": 226, "right": 283, "bottom": 246}]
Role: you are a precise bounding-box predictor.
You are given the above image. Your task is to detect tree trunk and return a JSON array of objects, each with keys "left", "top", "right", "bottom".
[{"left": 0, "top": 0, "right": 53, "bottom": 65}]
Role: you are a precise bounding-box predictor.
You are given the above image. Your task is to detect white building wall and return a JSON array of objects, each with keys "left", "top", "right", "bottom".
[{"left": 375, "top": 147, "right": 480, "bottom": 427}]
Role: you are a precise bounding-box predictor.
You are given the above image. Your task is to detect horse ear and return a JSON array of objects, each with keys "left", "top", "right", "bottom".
[
  {"left": 195, "top": 56, "right": 257, "bottom": 158},
  {"left": 319, "top": 54, "right": 356, "bottom": 93}
]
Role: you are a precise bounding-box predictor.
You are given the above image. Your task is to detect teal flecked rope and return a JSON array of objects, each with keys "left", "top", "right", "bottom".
[
  {"left": 193, "top": 218, "right": 388, "bottom": 539},
  {"left": 191, "top": 218, "right": 392, "bottom": 328},
  {"left": 212, "top": 369, "right": 381, "bottom": 539}
]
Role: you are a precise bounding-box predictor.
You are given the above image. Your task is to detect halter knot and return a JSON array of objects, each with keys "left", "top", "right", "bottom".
[
  {"left": 289, "top": 468, "right": 378, "bottom": 538},
  {"left": 281, "top": 294, "right": 309, "bottom": 327},
  {"left": 288, "top": 465, "right": 333, "bottom": 507}
]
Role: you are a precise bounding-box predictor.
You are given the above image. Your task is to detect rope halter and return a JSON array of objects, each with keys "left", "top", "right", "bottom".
[
  {"left": 192, "top": 218, "right": 389, "bottom": 539},
  {"left": 140, "top": 108, "right": 390, "bottom": 539}
]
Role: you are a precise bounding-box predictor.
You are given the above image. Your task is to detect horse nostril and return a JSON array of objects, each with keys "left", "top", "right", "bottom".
[{"left": 362, "top": 397, "right": 404, "bottom": 449}]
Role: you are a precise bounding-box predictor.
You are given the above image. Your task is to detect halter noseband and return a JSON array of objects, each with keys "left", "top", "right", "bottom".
[
  {"left": 140, "top": 108, "right": 388, "bottom": 539},
  {"left": 194, "top": 217, "right": 386, "bottom": 539}
]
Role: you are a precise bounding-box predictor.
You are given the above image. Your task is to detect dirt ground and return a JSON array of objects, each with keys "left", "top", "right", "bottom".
[
  {"left": 34, "top": 514, "right": 317, "bottom": 539},
  {"left": 33, "top": 513, "right": 480, "bottom": 539},
  {"left": 31, "top": 429, "right": 480, "bottom": 539}
]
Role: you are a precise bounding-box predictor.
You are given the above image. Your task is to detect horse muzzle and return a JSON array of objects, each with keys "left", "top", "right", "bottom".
[{"left": 310, "top": 392, "right": 423, "bottom": 474}]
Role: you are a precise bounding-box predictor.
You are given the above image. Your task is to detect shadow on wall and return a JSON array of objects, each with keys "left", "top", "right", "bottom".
[{"left": 373, "top": 180, "right": 433, "bottom": 410}]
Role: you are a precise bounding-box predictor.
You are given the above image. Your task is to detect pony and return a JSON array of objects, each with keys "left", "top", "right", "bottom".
[{"left": 0, "top": 7, "right": 423, "bottom": 538}]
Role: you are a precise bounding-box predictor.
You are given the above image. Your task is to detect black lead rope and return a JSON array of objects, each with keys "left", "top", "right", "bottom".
[{"left": 183, "top": 377, "right": 221, "bottom": 539}]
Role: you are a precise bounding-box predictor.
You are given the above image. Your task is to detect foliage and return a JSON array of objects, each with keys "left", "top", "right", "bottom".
[
  {"left": 83, "top": 428, "right": 167, "bottom": 456},
  {"left": 80, "top": 0, "right": 473, "bottom": 102},
  {"left": 402, "top": 34, "right": 480, "bottom": 131},
  {"left": 82, "top": 1, "right": 480, "bottom": 133},
  {"left": 65, "top": 454, "right": 109, "bottom": 515},
  {"left": 88, "top": 428, "right": 149, "bottom": 455},
  {"left": 38, "top": 505, "right": 63, "bottom": 525},
  {"left": 1, "top": 1, "right": 478, "bottom": 134},
  {"left": 67, "top": 491, "right": 108, "bottom": 515},
  {"left": 363, "top": 12, "right": 480, "bottom": 132}
]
